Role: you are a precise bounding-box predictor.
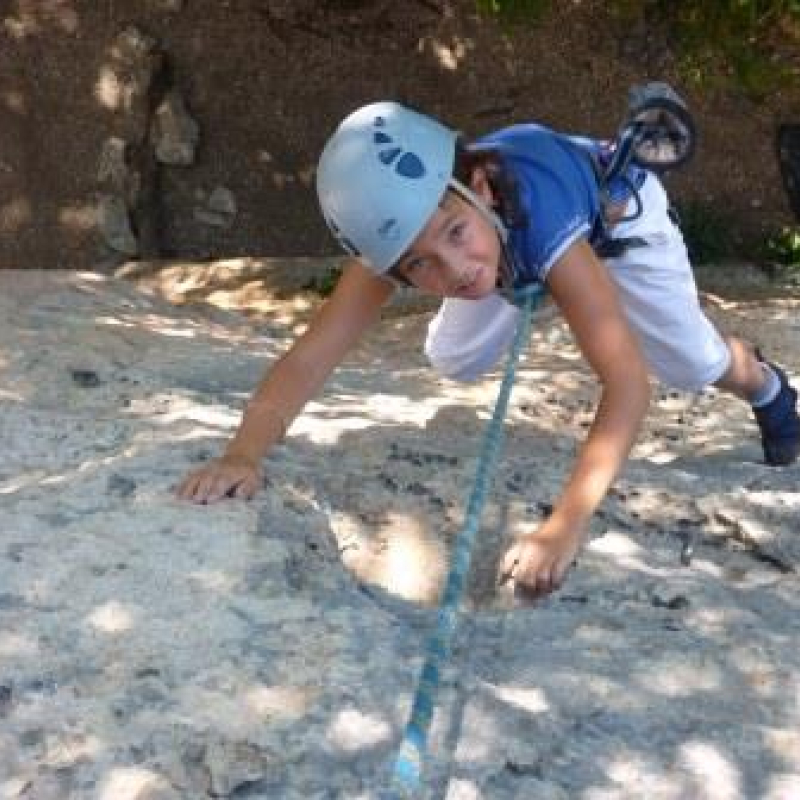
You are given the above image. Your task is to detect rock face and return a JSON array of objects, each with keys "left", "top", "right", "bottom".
[
  {"left": 0, "top": 269, "right": 799, "bottom": 799},
  {"left": 3, "top": 2, "right": 799, "bottom": 273}
]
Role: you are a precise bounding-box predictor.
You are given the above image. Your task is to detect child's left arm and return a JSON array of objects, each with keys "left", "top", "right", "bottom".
[{"left": 501, "top": 238, "right": 651, "bottom": 597}]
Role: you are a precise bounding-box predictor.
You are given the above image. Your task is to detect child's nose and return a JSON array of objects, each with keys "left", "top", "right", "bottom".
[{"left": 439, "top": 256, "right": 472, "bottom": 290}]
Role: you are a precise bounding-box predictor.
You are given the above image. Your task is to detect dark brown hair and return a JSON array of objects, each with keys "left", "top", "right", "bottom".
[{"left": 452, "top": 140, "right": 526, "bottom": 230}]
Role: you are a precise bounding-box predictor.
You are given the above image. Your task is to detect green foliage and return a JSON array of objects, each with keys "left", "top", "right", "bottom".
[
  {"left": 476, "top": 2, "right": 799, "bottom": 96},
  {"left": 611, "top": 0, "right": 800, "bottom": 98},
  {"left": 474, "top": 0, "right": 551, "bottom": 24},
  {"left": 669, "top": 2, "right": 798, "bottom": 97},
  {"left": 764, "top": 225, "right": 800, "bottom": 269},
  {"left": 675, "top": 201, "right": 738, "bottom": 265},
  {"left": 303, "top": 265, "right": 342, "bottom": 297}
]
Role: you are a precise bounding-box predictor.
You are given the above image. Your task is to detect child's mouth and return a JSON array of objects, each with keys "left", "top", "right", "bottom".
[{"left": 458, "top": 267, "right": 485, "bottom": 297}]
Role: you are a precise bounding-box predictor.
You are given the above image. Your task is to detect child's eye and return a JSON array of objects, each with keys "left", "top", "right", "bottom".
[
  {"left": 449, "top": 222, "right": 466, "bottom": 243},
  {"left": 404, "top": 257, "right": 426, "bottom": 274}
]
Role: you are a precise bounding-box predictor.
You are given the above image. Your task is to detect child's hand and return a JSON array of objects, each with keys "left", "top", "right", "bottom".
[
  {"left": 176, "top": 454, "right": 262, "bottom": 504},
  {"left": 500, "top": 518, "right": 586, "bottom": 599}
]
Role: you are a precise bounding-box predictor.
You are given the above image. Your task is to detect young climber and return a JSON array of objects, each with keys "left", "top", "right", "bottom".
[{"left": 176, "top": 100, "right": 800, "bottom": 598}]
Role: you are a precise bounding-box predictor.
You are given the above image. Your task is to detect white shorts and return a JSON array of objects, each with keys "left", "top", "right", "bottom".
[{"left": 424, "top": 173, "right": 731, "bottom": 391}]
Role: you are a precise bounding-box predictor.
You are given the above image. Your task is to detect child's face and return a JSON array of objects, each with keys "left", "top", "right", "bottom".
[{"left": 392, "top": 171, "right": 502, "bottom": 299}]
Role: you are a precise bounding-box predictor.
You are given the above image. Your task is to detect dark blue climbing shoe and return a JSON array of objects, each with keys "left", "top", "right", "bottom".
[{"left": 753, "top": 361, "right": 800, "bottom": 466}]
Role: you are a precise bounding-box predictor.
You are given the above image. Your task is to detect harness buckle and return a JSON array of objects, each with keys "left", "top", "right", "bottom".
[{"left": 594, "top": 82, "right": 696, "bottom": 257}]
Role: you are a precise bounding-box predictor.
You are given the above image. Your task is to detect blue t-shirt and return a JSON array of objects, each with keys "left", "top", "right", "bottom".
[{"left": 474, "top": 124, "right": 646, "bottom": 285}]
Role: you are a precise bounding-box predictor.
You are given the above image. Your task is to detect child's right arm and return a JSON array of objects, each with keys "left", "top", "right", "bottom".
[{"left": 176, "top": 259, "right": 394, "bottom": 503}]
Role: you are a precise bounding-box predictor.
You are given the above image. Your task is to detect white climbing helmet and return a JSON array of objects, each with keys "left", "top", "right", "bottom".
[{"left": 316, "top": 101, "right": 458, "bottom": 274}]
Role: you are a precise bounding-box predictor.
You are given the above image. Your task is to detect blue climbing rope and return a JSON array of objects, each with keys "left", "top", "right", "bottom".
[{"left": 384, "top": 285, "right": 543, "bottom": 799}]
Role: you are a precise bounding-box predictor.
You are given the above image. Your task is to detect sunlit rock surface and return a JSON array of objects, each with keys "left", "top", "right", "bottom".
[{"left": 1, "top": 269, "right": 798, "bottom": 799}]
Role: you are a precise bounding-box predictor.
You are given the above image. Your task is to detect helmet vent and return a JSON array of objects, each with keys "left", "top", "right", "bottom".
[
  {"left": 372, "top": 120, "right": 427, "bottom": 179},
  {"left": 397, "top": 152, "right": 425, "bottom": 179},
  {"left": 379, "top": 146, "right": 403, "bottom": 165},
  {"left": 378, "top": 217, "right": 399, "bottom": 239}
]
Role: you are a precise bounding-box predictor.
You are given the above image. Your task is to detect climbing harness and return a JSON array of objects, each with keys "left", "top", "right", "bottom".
[
  {"left": 592, "top": 81, "right": 696, "bottom": 259},
  {"left": 382, "top": 82, "right": 697, "bottom": 799},
  {"left": 609, "top": 82, "right": 696, "bottom": 180},
  {"left": 384, "top": 284, "right": 542, "bottom": 800}
]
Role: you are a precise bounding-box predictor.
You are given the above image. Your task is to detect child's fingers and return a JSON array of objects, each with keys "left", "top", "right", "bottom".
[
  {"left": 499, "top": 543, "right": 522, "bottom": 583},
  {"left": 233, "top": 475, "right": 258, "bottom": 500},
  {"left": 511, "top": 562, "right": 555, "bottom": 603},
  {"left": 206, "top": 474, "right": 242, "bottom": 503},
  {"left": 536, "top": 555, "right": 572, "bottom": 595},
  {"left": 175, "top": 469, "right": 202, "bottom": 499},
  {"left": 227, "top": 468, "right": 263, "bottom": 500},
  {"left": 192, "top": 474, "right": 219, "bottom": 503},
  {"left": 176, "top": 464, "right": 259, "bottom": 504},
  {"left": 502, "top": 542, "right": 567, "bottom": 597},
  {"left": 176, "top": 468, "right": 220, "bottom": 502},
  {"left": 183, "top": 471, "right": 227, "bottom": 504},
  {"left": 175, "top": 474, "right": 203, "bottom": 501},
  {"left": 529, "top": 567, "right": 554, "bottom": 596}
]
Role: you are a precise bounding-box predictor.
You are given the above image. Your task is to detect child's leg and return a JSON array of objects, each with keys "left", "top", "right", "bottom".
[
  {"left": 714, "top": 336, "right": 770, "bottom": 400},
  {"left": 424, "top": 174, "right": 798, "bottom": 463},
  {"left": 607, "top": 174, "right": 799, "bottom": 464},
  {"left": 602, "top": 174, "right": 731, "bottom": 390},
  {"left": 737, "top": 350, "right": 800, "bottom": 465}
]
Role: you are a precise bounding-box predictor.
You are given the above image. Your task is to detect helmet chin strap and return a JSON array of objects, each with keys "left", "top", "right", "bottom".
[
  {"left": 448, "top": 177, "right": 509, "bottom": 243},
  {"left": 448, "top": 176, "right": 522, "bottom": 293}
]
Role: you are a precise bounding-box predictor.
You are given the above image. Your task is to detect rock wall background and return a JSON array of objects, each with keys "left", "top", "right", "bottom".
[
  {"left": 2, "top": 0, "right": 799, "bottom": 271},
  {"left": 1, "top": 268, "right": 798, "bottom": 798}
]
